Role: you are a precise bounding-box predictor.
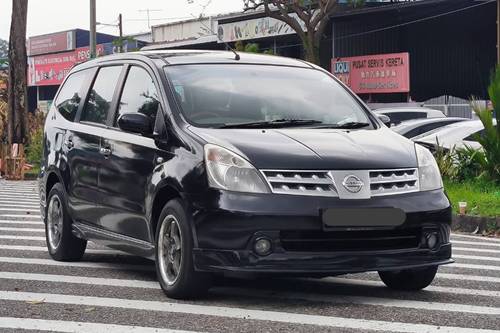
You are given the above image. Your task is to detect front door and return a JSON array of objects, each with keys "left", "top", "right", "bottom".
[{"left": 97, "top": 65, "right": 167, "bottom": 242}]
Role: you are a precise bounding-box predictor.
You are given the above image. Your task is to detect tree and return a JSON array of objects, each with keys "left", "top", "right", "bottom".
[
  {"left": 0, "top": 39, "right": 8, "bottom": 60},
  {"left": 243, "top": 0, "right": 363, "bottom": 64},
  {"left": 7, "top": 0, "right": 28, "bottom": 145}
]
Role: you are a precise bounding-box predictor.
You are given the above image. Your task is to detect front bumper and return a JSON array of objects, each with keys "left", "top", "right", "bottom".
[{"left": 188, "top": 188, "right": 453, "bottom": 274}]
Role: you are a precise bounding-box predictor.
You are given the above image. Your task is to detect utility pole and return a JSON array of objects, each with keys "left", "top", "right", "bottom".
[
  {"left": 118, "top": 13, "right": 123, "bottom": 53},
  {"left": 139, "top": 9, "right": 162, "bottom": 29},
  {"left": 90, "top": 0, "right": 97, "bottom": 59}
]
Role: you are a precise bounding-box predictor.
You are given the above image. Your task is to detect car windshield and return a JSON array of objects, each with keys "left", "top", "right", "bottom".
[{"left": 165, "top": 64, "right": 372, "bottom": 128}]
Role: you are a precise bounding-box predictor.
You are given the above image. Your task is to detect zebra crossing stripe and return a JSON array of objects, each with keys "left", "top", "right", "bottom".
[{"left": 0, "top": 290, "right": 497, "bottom": 333}]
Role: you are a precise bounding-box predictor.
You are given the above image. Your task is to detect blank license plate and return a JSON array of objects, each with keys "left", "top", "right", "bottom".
[{"left": 322, "top": 208, "right": 406, "bottom": 227}]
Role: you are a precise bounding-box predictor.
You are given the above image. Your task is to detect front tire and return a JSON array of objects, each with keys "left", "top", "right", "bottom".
[
  {"left": 45, "top": 183, "right": 87, "bottom": 261},
  {"left": 155, "top": 199, "right": 211, "bottom": 299},
  {"left": 378, "top": 266, "right": 438, "bottom": 291}
]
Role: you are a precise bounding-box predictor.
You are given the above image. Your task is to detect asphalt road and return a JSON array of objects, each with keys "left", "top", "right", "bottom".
[{"left": 0, "top": 180, "right": 499, "bottom": 333}]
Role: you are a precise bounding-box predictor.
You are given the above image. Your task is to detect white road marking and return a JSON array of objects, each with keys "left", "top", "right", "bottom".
[
  {"left": 454, "top": 254, "right": 500, "bottom": 262},
  {"left": 0, "top": 227, "right": 44, "bottom": 232},
  {"left": 0, "top": 220, "right": 42, "bottom": 225},
  {"left": 0, "top": 195, "right": 39, "bottom": 199},
  {"left": 0, "top": 257, "right": 153, "bottom": 271},
  {"left": 0, "top": 245, "right": 125, "bottom": 255},
  {"left": 454, "top": 247, "right": 500, "bottom": 254},
  {"left": 436, "top": 273, "right": 500, "bottom": 283},
  {"left": 0, "top": 207, "right": 40, "bottom": 212},
  {"left": 324, "top": 277, "right": 500, "bottom": 297},
  {"left": 453, "top": 240, "right": 500, "bottom": 248},
  {"left": 449, "top": 263, "right": 500, "bottom": 271},
  {"left": 2, "top": 271, "right": 500, "bottom": 316},
  {"left": 0, "top": 291, "right": 497, "bottom": 333},
  {"left": 0, "top": 235, "right": 45, "bottom": 240},
  {"left": 0, "top": 203, "right": 39, "bottom": 207},
  {"left": 452, "top": 234, "right": 500, "bottom": 243},
  {"left": 0, "top": 317, "right": 200, "bottom": 333},
  {"left": 0, "top": 214, "right": 42, "bottom": 219}
]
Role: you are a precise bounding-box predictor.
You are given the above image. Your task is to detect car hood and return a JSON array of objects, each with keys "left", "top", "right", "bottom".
[{"left": 188, "top": 127, "right": 418, "bottom": 170}]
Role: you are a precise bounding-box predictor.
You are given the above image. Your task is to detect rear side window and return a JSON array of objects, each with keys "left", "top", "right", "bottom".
[
  {"left": 54, "top": 70, "right": 89, "bottom": 121},
  {"left": 81, "top": 66, "right": 122, "bottom": 125},
  {"left": 115, "top": 66, "right": 159, "bottom": 126},
  {"left": 386, "top": 112, "right": 426, "bottom": 125}
]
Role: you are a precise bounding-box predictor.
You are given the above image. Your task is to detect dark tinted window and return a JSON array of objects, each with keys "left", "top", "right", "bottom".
[
  {"left": 385, "top": 112, "right": 426, "bottom": 125},
  {"left": 54, "top": 70, "right": 89, "bottom": 121},
  {"left": 81, "top": 66, "right": 122, "bottom": 125},
  {"left": 116, "top": 66, "right": 159, "bottom": 126}
]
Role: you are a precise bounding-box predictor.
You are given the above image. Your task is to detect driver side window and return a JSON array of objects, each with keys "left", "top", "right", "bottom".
[{"left": 115, "top": 66, "right": 160, "bottom": 127}]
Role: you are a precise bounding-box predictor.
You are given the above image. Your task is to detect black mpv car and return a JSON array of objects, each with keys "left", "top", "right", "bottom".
[{"left": 40, "top": 51, "right": 452, "bottom": 299}]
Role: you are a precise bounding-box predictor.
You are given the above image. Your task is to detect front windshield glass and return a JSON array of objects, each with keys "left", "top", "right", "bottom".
[{"left": 165, "top": 64, "right": 372, "bottom": 128}]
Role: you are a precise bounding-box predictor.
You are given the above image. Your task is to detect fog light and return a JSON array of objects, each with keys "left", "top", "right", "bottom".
[
  {"left": 426, "top": 232, "right": 439, "bottom": 250},
  {"left": 254, "top": 238, "right": 272, "bottom": 256}
]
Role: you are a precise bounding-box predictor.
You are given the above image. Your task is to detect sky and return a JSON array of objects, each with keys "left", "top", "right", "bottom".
[{"left": 0, "top": 0, "right": 244, "bottom": 41}]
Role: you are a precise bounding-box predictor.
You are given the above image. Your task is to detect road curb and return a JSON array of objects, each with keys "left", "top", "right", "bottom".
[{"left": 452, "top": 214, "right": 499, "bottom": 235}]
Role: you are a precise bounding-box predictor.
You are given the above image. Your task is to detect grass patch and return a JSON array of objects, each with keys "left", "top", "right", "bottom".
[{"left": 444, "top": 179, "right": 500, "bottom": 217}]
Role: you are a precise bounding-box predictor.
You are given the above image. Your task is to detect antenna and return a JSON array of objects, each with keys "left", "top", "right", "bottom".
[
  {"left": 138, "top": 9, "right": 162, "bottom": 29},
  {"left": 191, "top": 14, "right": 240, "bottom": 61}
]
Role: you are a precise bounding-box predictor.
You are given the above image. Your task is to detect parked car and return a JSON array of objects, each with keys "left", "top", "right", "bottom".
[
  {"left": 374, "top": 107, "right": 445, "bottom": 126},
  {"left": 414, "top": 120, "right": 496, "bottom": 151},
  {"left": 40, "top": 50, "right": 452, "bottom": 299},
  {"left": 391, "top": 117, "right": 468, "bottom": 139}
]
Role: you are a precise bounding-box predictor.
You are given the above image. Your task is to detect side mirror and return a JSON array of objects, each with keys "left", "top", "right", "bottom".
[
  {"left": 377, "top": 114, "right": 392, "bottom": 128},
  {"left": 118, "top": 113, "right": 152, "bottom": 135}
]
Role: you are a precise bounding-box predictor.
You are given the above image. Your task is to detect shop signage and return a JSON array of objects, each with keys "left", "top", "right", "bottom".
[
  {"left": 28, "top": 31, "right": 76, "bottom": 56},
  {"left": 217, "top": 14, "right": 306, "bottom": 43},
  {"left": 28, "top": 44, "right": 105, "bottom": 86},
  {"left": 331, "top": 52, "right": 410, "bottom": 94}
]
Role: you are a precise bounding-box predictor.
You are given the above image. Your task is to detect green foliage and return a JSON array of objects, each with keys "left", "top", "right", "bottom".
[
  {"left": 25, "top": 128, "right": 43, "bottom": 167},
  {"left": 444, "top": 178, "right": 500, "bottom": 217},
  {"left": 433, "top": 142, "right": 456, "bottom": 179},
  {"left": 0, "top": 38, "right": 8, "bottom": 59},
  {"left": 453, "top": 146, "right": 487, "bottom": 181},
  {"left": 234, "top": 41, "right": 274, "bottom": 55}
]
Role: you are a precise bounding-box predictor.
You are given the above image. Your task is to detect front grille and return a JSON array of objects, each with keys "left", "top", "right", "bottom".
[
  {"left": 280, "top": 228, "right": 422, "bottom": 252},
  {"left": 261, "top": 168, "right": 419, "bottom": 197},
  {"left": 369, "top": 169, "right": 419, "bottom": 196},
  {"left": 261, "top": 170, "right": 336, "bottom": 197}
]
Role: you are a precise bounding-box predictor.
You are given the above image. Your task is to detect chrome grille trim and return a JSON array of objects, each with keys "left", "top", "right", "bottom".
[
  {"left": 261, "top": 170, "right": 338, "bottom": 197},
  {"left": 261, "top": 168, "right": 420, "bottom": 197},
  {"left": 369, "top": 168, "right": 419, "bottom": 197}
]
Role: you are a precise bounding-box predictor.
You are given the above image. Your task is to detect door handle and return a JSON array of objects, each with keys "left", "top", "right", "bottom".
[{"left": 99, "top": 147, "right": 112, "bottom": 157}]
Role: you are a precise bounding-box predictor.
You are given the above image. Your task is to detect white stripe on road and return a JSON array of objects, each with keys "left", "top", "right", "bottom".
[
  {"left": 0, "top": 227, "right": 44, "bottom": 232},
  {"left": 453, "top": 240, "right": 500, "bottom": 248},
  {"left": 0, "top": 214, "right": 42, "bottom": 219},
  {"left": 0, "top": 202, "right": 39, "bottom": 207},
  {"left": 0, "top": 207, "right": 40, "bottom": 213},
  {"left": 0, "top": 317, "right": 199, "bottom": 333},
  {"left": 0, "top": 235, "right": 45, "bottom": 240},
  {"left": 0, "top": 220, "right": 42, "bottom": 225},
  {"left": 0, "top": 257, "right": 153, "bottom": 271},
  {"left": 325, "top": 277, "right": 500, "bottom": 298},
  {"left": 454, "top": 247, "right": 500, "bottom": 254},
  {"left": 450, "top": 263, "right": 500, "bottom": 272},
  {"left": 436, "top": 273, "right": 500, "bottom": 283},
  {"left": 452, "top": 234, "right": 500, "bottom": 243},
  {"left": 454, "top": 254, "right": 500, "bottom": 262},
  {"left": 0, "top": 245, "right": 125, "bottom": 255},
  {"left": 0, "top": 291, "right": 497, "bottom": 333},
  {"left": 1, "top": 272, "right": 500, "bottom": 316}
]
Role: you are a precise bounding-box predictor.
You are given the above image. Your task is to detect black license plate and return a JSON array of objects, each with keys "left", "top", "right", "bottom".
[{"left": 322, "top": 208, "right": 406, "bottom": 227}]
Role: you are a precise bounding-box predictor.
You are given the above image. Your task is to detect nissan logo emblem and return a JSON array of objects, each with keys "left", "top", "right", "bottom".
[{"left": 342, "top": 175, "right": 364, "bottom": 193}]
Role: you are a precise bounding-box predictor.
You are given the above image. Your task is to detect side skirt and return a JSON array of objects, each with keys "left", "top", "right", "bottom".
[{"left": 73, "top": 222, "right": 155, "bottom": 260}]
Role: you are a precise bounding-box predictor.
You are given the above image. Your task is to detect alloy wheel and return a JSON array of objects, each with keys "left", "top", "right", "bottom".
[
  {"left": 47, "top": 195, "right": 64, "bottom": 250},
  {"left": 158, "top": 214, "right": 183, "bottom": 285}
]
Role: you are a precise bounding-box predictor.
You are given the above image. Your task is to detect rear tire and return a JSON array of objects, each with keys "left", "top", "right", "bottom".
[
  {"left": 45, "top": 183, "right": 87, "bottom": 261},
  {"left": 155, "top": 199, "right": 212, "bottom": 299},
  {"left": 379, "top": 266, "right": 438, "bottom": 291}
]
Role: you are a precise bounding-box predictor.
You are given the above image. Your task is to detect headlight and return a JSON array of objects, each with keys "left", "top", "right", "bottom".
[
  {"left": 415, "top": 144, "right": 443, "bottom": 191},
  {"left": 204, "top": 144, "right": 270, "bottom": 193}
]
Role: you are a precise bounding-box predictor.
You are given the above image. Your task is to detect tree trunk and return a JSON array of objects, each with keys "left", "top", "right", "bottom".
[
  {"left": 7, "top": 0, "right": 28, "bottom": 145},
  {"left": 303, "top": 31, "right": 320, "bottom": 65}
]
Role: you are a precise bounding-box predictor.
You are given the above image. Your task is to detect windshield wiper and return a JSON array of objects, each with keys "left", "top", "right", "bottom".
[
  {"left": 313, "top": 122, "right": 371, "bottom": 129},
  {"left": 220, "top": 119, "right": 323, "bottom": 129}
]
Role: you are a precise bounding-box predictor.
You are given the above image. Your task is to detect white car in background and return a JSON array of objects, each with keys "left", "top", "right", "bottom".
[
  {"left": 374, "top": 107, "right": 445, "bottom": 126},
  {"left": 414, "top": 120, "right": 496, "bottom": 151},
  {"left": 391, "top": 117, "right": 468, "bottom": 138}
]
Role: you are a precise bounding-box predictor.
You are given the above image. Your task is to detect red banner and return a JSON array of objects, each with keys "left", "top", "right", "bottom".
[
  {"left": 28, "top": 45, "right": 105, "bottom": 86},
  {"left": 28, "top": 31, "right": 76, "bottom": 56},
  {"left": 331, "top": 52, "right": 410, "bottom": 94}
]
